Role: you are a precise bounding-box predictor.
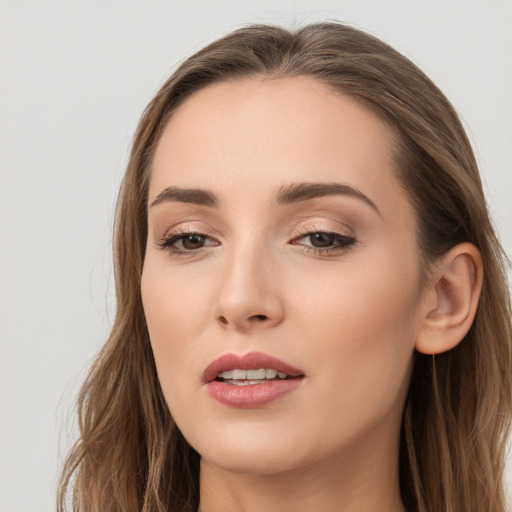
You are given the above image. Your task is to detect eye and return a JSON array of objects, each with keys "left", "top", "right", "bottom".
[
  {"left": 292, "top": 230, "right": 356, "bottom": 253},
  {"left": 306, "top": 232, "right": 337, "bottom": 247},
  {"left": 179, "top": 233, "right": 208, "bottom": 250},
  {"left": 158, "top": 231, "right": 219, "bottom": 254}
]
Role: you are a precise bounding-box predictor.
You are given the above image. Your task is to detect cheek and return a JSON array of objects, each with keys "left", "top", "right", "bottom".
[
  {"left": 141, "top": 258, "right": 211, "bottom": 395},
  {"left": 289, "top": 250, "right": 420, "bottom": 420}
]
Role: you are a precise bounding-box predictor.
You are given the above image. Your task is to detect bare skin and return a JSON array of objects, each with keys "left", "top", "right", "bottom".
[
  {"left": 198, "top": 431, "right": 405, "bottom": 512},
  {"left": 141, "top": 77, "right": 482, "bottom": 512}
]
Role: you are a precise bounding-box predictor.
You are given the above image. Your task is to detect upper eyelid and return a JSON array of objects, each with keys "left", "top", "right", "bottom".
[
  {"left": 160, "top": 223, "right": 220, "bottom": 240},
  {"left": 293, "top": 230, "right": 353, "bottom": 240},
  {"left": 160, "top": 225, "right": 351, "bottom": 238},
  {"left": 293, "top": 222, "right": 354, "bottom": 238},
  {"left": 159, "top": 230, "right": 217, "bottom": 244},
  {"left": 158, "top": 218, "right": 354, "bottom": 237}
]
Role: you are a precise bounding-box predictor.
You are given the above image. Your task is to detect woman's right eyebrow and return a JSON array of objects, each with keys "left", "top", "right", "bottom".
[{"left": 150, "top": 186, "right": 219, "bottom": 208}]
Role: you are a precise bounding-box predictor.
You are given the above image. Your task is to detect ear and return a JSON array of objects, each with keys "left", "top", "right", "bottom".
[{"left": 415, "top": 243, "right": 483, "bottom": 355}]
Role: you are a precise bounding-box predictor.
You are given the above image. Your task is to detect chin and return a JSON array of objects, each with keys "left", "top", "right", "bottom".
[
  {"left": 187, "top": 421, "right": 314, "bottom": 476},
  {"left": 201, "top": 447, "right": 304, "bottom": 476}
]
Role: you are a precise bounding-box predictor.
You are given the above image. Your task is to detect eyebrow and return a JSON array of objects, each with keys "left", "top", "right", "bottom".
[
  {"left": 150, "top": 186, "right": 219, "bottom": 208},
  {"left": 275, "top": 182, "right": 381, "bottom": 215},
  {"left": 149, "top": 182, "right": 380, "bottom": 216}
]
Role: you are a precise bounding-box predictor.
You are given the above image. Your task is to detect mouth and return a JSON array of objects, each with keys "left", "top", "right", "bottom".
[
  {"left": 203, "top": 352, "right": 305, "bottom": 408},
  {"left": 203, "top": 351, "right": 304, "bottom": 383},
  {"left": 216, "top": 367, "right": 293, "bottom": 386}
]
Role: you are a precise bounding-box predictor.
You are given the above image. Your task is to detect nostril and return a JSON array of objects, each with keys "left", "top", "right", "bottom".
[
  {"left": 251, "top": 314, "right": 268, "bottom": 321},
  {"left": 219, "top": 316, "right": 228, "bottom": 325}
]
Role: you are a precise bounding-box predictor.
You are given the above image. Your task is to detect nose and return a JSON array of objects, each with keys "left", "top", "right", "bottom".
[{"left": 214, "top": 244, "right": 285, "bottom": 332}]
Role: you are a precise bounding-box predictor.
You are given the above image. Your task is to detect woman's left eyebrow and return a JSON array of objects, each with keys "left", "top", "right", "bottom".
[{"left": 275, "top": 182, "right": 381, "bottom": 217}]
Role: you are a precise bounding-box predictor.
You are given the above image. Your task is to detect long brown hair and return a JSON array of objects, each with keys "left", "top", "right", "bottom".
[{"left": 58, "top": 23, "right": 512, "bottom": 512}]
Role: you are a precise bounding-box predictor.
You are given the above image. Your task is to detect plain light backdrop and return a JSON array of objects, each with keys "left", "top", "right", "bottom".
[{"left": 1, "top": 1, "right": 511, "bottom": 511}]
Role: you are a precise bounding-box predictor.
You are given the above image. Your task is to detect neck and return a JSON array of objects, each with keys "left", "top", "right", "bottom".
[{"left": 197, "top": 441, "right": 406, "bottom": 512}]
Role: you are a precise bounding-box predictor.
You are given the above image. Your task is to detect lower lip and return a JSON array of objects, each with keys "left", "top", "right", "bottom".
[{"left": 206, "top": 378, "right": 303, "bottom": 408}]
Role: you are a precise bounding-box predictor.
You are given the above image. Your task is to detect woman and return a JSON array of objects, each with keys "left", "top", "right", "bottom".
[{"left": 58, "top": 22, "right": 512, "bottom": 512}]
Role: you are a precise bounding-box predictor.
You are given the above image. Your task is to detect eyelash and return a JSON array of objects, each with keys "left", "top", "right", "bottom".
[
  {"left": 157, "top": 228, "right": 356, "bottom": 257},
  {"left": 291, "top": 229, "right": 356, "bottom": 255},
  {"left": 157, "top": 228, "right": 214, "bottom": 255}
]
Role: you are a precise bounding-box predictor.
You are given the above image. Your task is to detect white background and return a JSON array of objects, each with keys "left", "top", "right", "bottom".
[{"left": 1, "top": 1, "right": 511, "bottom": 511}]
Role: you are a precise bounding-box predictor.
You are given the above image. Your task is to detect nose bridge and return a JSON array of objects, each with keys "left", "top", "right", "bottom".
[{"left": 214, "top": 232, "right": 284, "bottom": 330}]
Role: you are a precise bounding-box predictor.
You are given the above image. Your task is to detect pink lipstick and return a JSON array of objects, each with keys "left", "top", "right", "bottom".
[{"left": 203, "top": 351, "right": 304, "bottom": 408}]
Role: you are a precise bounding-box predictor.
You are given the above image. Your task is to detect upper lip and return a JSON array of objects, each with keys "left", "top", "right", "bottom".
[{"left": 202, "top": 351, "right": 304, "bottom": 383}]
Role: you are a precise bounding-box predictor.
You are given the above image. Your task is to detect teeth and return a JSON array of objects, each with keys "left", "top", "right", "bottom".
[
  {"left": 232, "top": 369, "right": 247, "bottom": 380},
  {"left": 246, "top": 369, "right": 266, "bottom": 379},
  {"left": 265, "top": 368, "right": 277, "bottom": 379},
  {"left": 225, "top": 380, "right": 269, "bottom": 386},
  {"left": 218, "top": 368, "right": 290, "bottom": 381}
]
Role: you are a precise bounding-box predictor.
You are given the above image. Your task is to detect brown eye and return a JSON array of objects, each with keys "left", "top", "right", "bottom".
[
  {"left": 181, "top": 234, "right": 206, "bottom": 250},
  {"left": 309, "top": 233, "right": 335, "bottom": 247},
  {"left": 292, "top": 230, "right": 356, "bottom": 254},
  {"left": 159, "top": 231, "right": 218, "bottom": 254}
]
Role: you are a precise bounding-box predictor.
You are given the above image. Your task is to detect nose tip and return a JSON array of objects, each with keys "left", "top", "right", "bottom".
[
  {"left": 217, "top": 312, "right": 274, "bottom": 329},
  {"left": 214, "top": 263, "right": 284, "bottom": 331},
  {"left": 216, "top": 299, "right": 284, "bottom": 331}
]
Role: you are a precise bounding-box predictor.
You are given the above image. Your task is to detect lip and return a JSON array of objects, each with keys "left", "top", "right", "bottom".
[
  {"left": 203, "top": 351, "right": 305, "bottom": 409},
  {"left": 202, "top": 351, "right": 304, "bottom": 383}
]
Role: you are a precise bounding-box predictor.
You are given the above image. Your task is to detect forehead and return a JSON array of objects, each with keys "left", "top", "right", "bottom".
[{"left": 150, "top": 76, "right": 408, "bottom": 220}]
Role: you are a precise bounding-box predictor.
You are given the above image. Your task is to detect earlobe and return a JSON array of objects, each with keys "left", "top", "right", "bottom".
[{"left": 415, "top": 243, "right": 483, "bottom": 355}]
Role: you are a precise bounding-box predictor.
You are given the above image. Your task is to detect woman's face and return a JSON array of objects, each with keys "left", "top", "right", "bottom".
[{"left": 142, "top": 77, "right": 428, "bottom": 475}]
